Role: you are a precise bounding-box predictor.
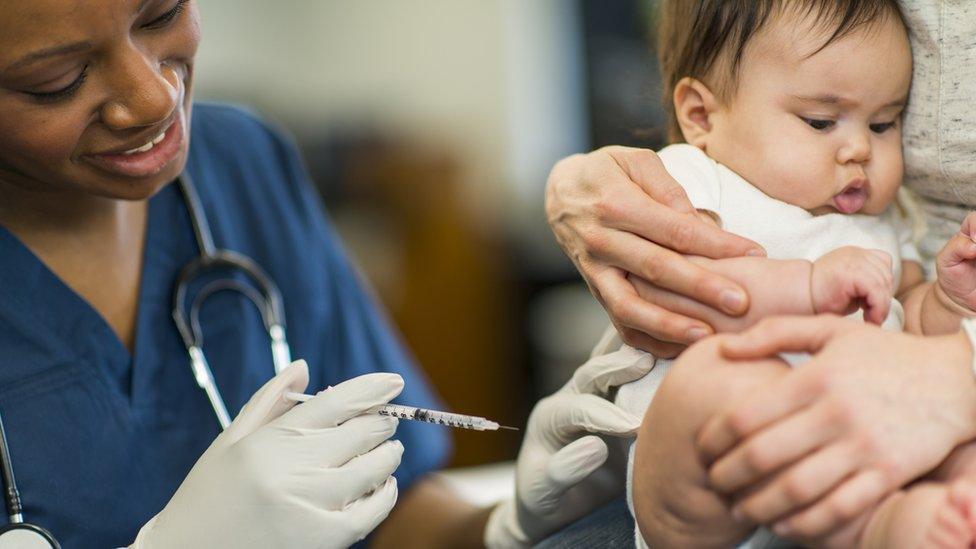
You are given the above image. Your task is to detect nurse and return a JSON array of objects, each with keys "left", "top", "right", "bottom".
[{"left": 0, "top": 1, "right": 642, "bottom": 547}]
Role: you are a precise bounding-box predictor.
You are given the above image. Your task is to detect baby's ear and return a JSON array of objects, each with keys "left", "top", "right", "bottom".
[{"left": 673, "top": 77, "right": 719, "bottom": 150}]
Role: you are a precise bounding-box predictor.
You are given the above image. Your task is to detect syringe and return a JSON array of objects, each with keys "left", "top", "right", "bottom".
[{"left": 285, "top": 392, "right": 517, "bottom": 432}]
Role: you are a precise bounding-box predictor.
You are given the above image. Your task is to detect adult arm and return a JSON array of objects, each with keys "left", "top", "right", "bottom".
[
  {"left": 546, "top": 146, "right": 764, "bottom": 356},
  {"left": 696, "top": 316, "right": 976, "bottom": 542}
]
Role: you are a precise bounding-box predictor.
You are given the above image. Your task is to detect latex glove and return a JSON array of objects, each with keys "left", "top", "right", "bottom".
[
  {"left": 132, "top": 361, "right": 405, "bottom": 549},
  {"left": 484, "top": 346, "right": 654, "bottom": 548}
]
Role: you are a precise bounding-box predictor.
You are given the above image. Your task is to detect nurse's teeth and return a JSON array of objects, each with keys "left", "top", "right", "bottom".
[{"left": 122, "top": 130, "right": 166, "bottom": 155}]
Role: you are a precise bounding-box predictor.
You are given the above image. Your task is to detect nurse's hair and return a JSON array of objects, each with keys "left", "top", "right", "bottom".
[{"left": 657, "top": 0, "right": 907, "bottom": 143}]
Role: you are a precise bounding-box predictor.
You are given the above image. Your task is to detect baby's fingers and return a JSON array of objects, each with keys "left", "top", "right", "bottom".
[
  {"left": 960, "top": 211, "right": 976, "bottom": 239},
  {"left": 857, "top": 274, "right": 892, "bottom": 325},
  {"left": 942, "top": 232, "right": 976, "bottom": 266}
]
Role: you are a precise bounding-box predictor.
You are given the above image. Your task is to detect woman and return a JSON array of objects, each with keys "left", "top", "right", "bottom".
[
  {"left": 0, "top": 1, "right": 638, "bottom": 547},
  {"left": 544, "top": 1, "right": 976, "bottom": 543}
]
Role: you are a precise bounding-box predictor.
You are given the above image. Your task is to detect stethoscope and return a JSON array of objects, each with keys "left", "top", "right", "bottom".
[{"left": 0, "top": 172, "right": 292, "bottom": 548}]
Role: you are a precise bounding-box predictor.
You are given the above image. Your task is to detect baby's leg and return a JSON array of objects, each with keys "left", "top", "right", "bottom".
[
  {"left": 813, "top": 442, "right": 976, "bottom": 548},
  {"left": 631, "top": 337, "right": 790, "bottom": 547},
  {"left": 848, "top": 480, "right": 976, "bottom": 549}
]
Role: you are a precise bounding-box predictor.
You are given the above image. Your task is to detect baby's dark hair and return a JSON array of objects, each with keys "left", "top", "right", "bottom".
[{"left": 657, "top": 0, "right": 907, "bottom": 142}]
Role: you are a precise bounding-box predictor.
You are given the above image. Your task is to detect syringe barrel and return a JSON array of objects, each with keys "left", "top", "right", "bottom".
[{"left": 377, "top": 405, "right": 491, "bottom": 430}]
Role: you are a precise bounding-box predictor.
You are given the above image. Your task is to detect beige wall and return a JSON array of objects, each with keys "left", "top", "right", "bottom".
[{"left": 193, "top": 0, "right": 587, "bottom": 234}]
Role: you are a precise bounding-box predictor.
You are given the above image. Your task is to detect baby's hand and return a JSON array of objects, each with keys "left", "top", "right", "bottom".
[
  {"left": 810, "top": 247, "right": 894, "bottom": 325},
  {"left": 936, "top": 212, "right": 976, "bottom": 313}
]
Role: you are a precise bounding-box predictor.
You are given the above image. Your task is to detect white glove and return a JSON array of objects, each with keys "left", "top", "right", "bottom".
[
  {"left": 484, "top": 346, "right": 654, "bottom": 548},
  {"left": 132, "top": 360, "right": 405, "bottom": 549}
]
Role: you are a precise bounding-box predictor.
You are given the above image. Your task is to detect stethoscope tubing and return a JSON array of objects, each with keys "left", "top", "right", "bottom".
[{"left": 0, "top": 171, "right": 292, "bottom": 545}]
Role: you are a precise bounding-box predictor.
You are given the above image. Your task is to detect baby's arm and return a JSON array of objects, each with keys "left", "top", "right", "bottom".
[
  {"left": 901, "top": 213, "right": 976, "bottom": 335},
  {"left": 631, "top": 246, "right": 893, "bottom": 334}
]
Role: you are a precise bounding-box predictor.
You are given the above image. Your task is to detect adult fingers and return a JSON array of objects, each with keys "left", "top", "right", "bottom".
[
  {"left": 707, "top": 401, "right": 841, "bottom": 494},
  {"left": 696, "top": 366, "right": 823, "bottom": 463},
  {"left": 630, "top": 276, "right": 734, "bottom": 331},
  {"left": 224, "top": 359, "right": 310, "bottom": 444},
  {"left": 772, "top": 470, "right": 889, "bottom": 540},
  {"left": 533, "top": 393, "right": 641, "bottom": 449},
  {"left": 600, "top": 147, "right": 765, "bottom": 260},
  {"left": 325, "top": 440, "right": 404, "bottom": 508},
  {"left": 341, "top": 476, "right": 399, "bottom": 544},
  {"left": 546, "top": 436, "right": 610, "bottom": 491},
  {"left": 592, "top": 229, "right": 752, "bottom": 317},
  {"left": 732, "top": 441, "right": 861, "bottom": 524},
  {"left": 567, "top": 345, "right": 656, "bottom": 396},
  {"left": 719, "top": 316, "right": 847, "bottom": 359},
  {"left": 595, "top": 267, "right": 720, "bottom": 345},
  {"left": 281, "top": 373, "right": 404, "bottom": 429},
  {"left": 601, "top": 146, "right": 696, "bottom": 214},
  {"left": 318, "top": 415, "right": 400, "bottom": 467}
]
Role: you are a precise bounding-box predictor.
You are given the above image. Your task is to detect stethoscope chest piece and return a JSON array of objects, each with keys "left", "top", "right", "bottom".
[{"left": 0, "top": 523, "right": 59, "bottom": 549}]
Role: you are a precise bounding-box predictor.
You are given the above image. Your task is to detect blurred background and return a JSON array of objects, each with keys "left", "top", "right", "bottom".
[{"left": 194, "top": 0, "right": 666, "bottom": 467}]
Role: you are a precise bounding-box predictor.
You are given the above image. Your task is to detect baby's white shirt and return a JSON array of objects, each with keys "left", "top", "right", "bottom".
[
  {"left": 657, "top": 143, "right": 919, "bottom": 274},
  {"left": 613, "top": 144, "right": 920, "bottom": 548}
]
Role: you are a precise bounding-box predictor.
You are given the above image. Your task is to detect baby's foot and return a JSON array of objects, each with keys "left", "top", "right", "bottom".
[{"left": 861, "top": 480, "right": 976, "bottom": 549}]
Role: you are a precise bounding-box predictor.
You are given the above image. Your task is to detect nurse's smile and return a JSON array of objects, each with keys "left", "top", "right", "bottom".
[
  {"left": 0, "top": 0, "right": 199, "bottom": 200},
  {"left": 85, "top": 107, "right": 185, "bottom": 178}
]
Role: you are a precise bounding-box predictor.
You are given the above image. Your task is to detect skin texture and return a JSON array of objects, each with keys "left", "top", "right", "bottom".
[
  {"left": 545, "top": 141, "right": 763, "bottom": 358},
  {"left": 702, "top": 318, "right": 976, "bottom": 542},
  {"left": 0, "top": 1, "right": 490, "bottom": 545},
  {"left": 624, "top": 9, "right": 976, "bottom": 546},
  {"left": 0, "top": 0, "right": 199, "bottom": 349},
  {"left": 679, "top": 10, "right": 910, "bottom": 217},
  {"left": 544, "top": 6, "right": 911, "bottom": 356},
  {"left": 635, "top": 327, "right": 976, "bottom": 548}
]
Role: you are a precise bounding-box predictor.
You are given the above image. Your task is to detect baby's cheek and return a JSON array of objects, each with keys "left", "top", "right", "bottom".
[
  {"left": 759, "top": 168, "right": 830, "bottom": 210},
  {"left": 867, "top": 148, "right": 904, "bottom": 212}
]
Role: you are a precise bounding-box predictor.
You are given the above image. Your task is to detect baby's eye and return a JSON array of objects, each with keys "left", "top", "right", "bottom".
[
  {"left": 870, "top": 121, "right": 897, "bottom": 134},
  {"left": 801, "top": 117, "right": 835, "bottom": 131}
]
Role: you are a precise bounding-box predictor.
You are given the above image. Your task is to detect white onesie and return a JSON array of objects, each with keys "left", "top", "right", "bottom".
[{"left": 601, "top": 144, "right": 920, "bottom": 548}]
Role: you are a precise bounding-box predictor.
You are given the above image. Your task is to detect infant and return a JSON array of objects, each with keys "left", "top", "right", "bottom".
[{"left": 590, "top": 1, "right": 976, "bottom": 547}]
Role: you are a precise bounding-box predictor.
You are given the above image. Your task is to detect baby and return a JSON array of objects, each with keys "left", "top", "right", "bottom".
[{"left": 588, "top": 1, "right": 976, "bottom": 547}]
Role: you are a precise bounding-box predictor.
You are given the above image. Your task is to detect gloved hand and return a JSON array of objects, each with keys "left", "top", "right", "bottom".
[
  {"left": 131, "top": 360, "right": 405, "bottom": 549},
  {"left": 484, "top": 345, "right": 654, "bottom": 548}
]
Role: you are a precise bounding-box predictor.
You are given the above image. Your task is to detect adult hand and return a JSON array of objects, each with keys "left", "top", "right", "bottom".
[
  {"left": 697, "top": 316, "right": 976, "bottom": 541},
  {"left": 484, "top": 346, "right": 654, "bottom": 548},
  {"left": 545, "top": 146, "right": 764, "bottom": 357},
  {"left": 133, "top": 361, "right": 405, "bottom": 549}
]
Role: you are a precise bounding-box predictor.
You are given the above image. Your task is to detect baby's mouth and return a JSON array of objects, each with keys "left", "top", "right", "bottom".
[{"left": 832, "top": 181, "right": 869, "bottom": 214}]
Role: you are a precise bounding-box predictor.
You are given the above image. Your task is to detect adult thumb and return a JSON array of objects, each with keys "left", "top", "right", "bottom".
[{"left": 222, "top": 359, "right": 310, "bottom": 444}]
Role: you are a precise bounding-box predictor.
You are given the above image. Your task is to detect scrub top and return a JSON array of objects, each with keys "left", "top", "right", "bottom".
[{"left": 0, "top": 103, "right": 450, "bottom": 548}]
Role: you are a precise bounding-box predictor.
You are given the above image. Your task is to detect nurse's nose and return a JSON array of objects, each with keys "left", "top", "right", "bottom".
[
  {"left": 100, "top": 50, "right": 180, "bottom": 131},
  {"left": 836, "top": 128, "right": 871, "bottom": 165}
]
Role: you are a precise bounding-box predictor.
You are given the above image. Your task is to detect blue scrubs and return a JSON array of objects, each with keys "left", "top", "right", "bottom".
[{"left": 0, "top": 103, "right": 450, "bottom": 548}]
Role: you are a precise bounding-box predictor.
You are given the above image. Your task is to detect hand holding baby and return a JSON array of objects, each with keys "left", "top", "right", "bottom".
[{"left": 810, "top": 247, "right": 894, "bottom": 325}]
